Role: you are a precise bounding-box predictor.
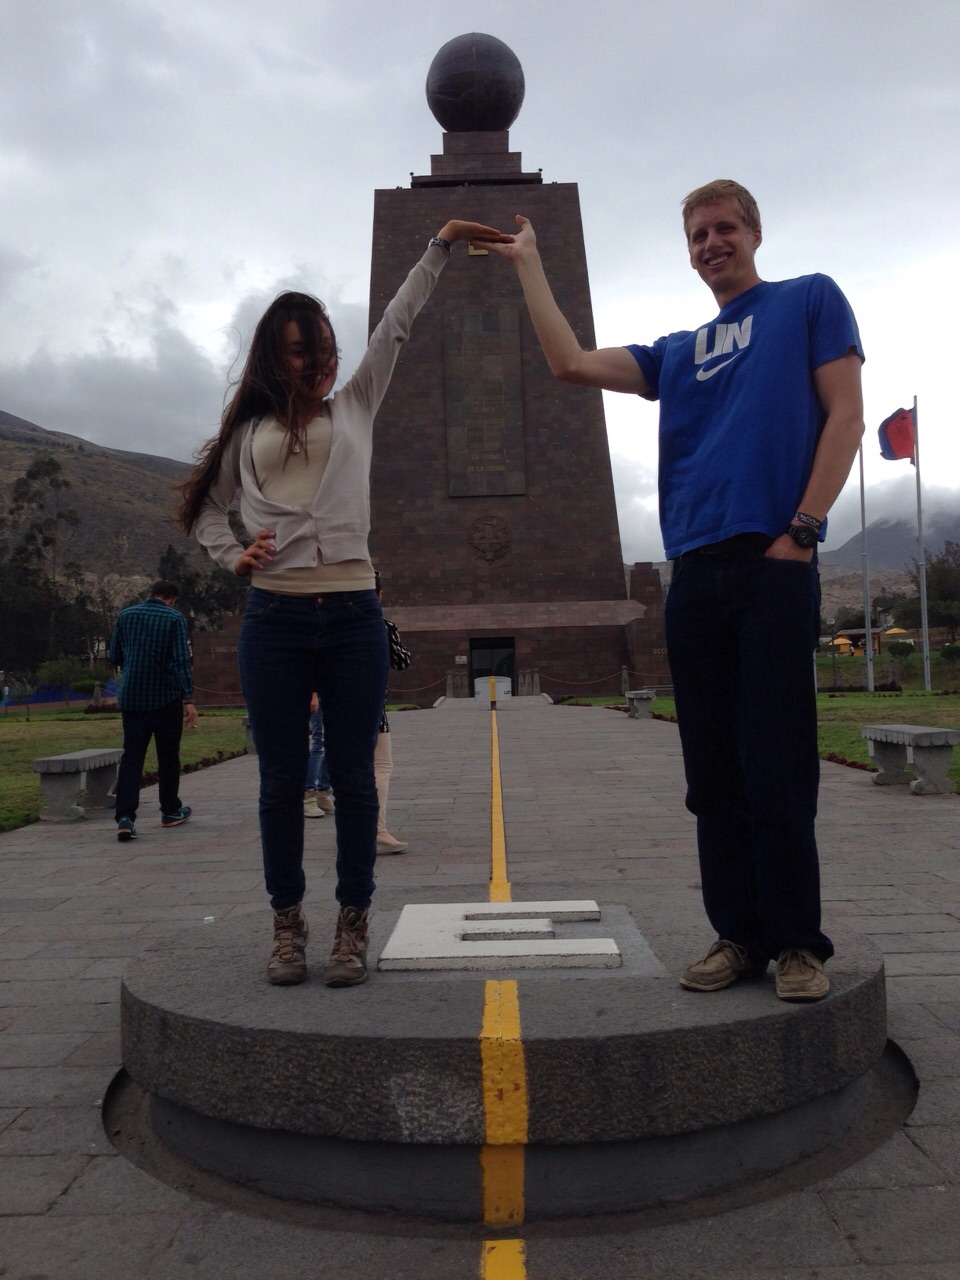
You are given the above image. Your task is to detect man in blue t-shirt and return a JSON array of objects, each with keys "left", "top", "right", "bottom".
[{"left": 487, "top": 180, "right": 864, "bottom": 1002}]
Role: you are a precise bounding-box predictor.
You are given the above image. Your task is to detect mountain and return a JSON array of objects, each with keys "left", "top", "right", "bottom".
[
  {"left": 821, "top": 513, "right": 960, "bottom": 572},
  {"left": 0, "top": 410, "right": 200, "bottom": 577},
  {"left": 3, "top": 407, "right": 956, "bottom": 593}
]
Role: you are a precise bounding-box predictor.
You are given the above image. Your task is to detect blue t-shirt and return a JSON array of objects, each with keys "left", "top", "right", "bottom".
[{"left": 626, "top": 275, "right": 863, "bottom": 559}]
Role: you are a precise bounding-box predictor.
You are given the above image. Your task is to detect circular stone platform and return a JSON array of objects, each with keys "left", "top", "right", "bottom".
[{"left": 120, "top": 915, "right": 889, "bottom": 1221}]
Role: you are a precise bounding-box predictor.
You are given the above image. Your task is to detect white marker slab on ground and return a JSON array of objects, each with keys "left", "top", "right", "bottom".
[{"left": 377, "top": 900, "right": 622, "bottom": 971}]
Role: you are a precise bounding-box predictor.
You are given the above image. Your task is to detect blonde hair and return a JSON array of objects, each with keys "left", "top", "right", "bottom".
[{"left": 682, "top": 180, "right": 761, "bottom": 236}]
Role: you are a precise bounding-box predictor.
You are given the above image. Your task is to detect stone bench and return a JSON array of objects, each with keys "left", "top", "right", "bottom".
[
  {"left": 861, "top": 723, "right": 960, "bottom": 796},
  {"left": 625, "top": 689, "right": 656, "bottom": 719},
  {"left": 31, "top": 748, "right": 124, "bottom": 821}
]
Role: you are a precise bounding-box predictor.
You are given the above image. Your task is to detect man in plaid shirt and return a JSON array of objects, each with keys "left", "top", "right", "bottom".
[{"left": 109, "top": 579, "right": 198, "bottom": 842}]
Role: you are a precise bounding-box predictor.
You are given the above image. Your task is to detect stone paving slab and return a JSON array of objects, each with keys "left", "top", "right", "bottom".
[{"left": 0, "top": 698, "right": 957, "bottom": 1276}]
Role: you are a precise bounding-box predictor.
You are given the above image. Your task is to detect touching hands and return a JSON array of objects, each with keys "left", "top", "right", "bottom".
[
  {"left": 437, "top": 220, "right": 514, "bottom": 246},
  {"left": 480, "top": 214, "right": 535, "bottom": 260},
  {"left": 234, "top": 529, "right": 277, "bottom": 576}
]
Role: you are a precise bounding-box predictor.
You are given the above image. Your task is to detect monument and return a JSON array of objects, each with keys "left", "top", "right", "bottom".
[{"left": 367, "top": 33, "right": 667, "bottom": 702}]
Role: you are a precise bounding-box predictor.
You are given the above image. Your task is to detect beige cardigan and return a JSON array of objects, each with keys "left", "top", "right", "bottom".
[{"left": 195, "top": 244, "right": 448, "bottom": 574}]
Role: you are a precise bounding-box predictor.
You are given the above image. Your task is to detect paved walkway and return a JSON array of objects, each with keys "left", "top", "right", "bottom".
[{"left": 1, "top": 697, "right": 959, "bottom": 1278}]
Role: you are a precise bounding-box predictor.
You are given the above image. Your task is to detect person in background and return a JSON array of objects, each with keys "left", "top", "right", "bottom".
[
  {"left": 373, "top": 571, "right": 411, "bottom": 854},
  {"left": 109, "top": 580, "right": 197, "bottom": 842},
  {"left": 304, "top": 693, "right": 334, "bottom": 819}
]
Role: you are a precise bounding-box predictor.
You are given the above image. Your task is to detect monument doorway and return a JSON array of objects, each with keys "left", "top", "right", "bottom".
[{"left": 469, "top": 636, "right": 515, "bottom": 696}]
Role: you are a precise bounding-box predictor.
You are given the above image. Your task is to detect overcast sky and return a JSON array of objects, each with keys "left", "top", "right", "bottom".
[{"left": 1, "top": 0, "right": 957, "bottom": 561}]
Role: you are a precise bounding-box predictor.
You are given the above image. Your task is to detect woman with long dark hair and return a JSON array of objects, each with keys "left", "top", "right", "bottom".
[{"left": 178, "top": 219, "right": 508, "bottom": 988}]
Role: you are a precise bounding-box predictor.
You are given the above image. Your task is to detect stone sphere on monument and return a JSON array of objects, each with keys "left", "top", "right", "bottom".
[{"left": 426, "top": 32, "right": 525, "bottom": 132}]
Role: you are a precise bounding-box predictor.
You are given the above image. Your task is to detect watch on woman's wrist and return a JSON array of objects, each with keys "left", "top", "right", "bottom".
[{"left": 428, "top": 235, "right": 452, "bottom": 253}]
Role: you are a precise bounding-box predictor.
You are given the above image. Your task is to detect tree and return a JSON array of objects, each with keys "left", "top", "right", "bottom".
[
  {"left": 902, "top": 541, "right": 960, "bottom": 642},
  {"left": 887, "top": 640, "right": 914, "bottom": 660},
  {"left": 36, "top": 656, "right": 95, "bottom": 705},
  {"left": 835, "top": 606, "right": 865, "bottom": 629},
  {"left": 0, "top": 455, "right": 94, "bottom": 665},
  {"left": 155, "top": 544, "right": 248, "bottom": 636},
  {"left": 8, "top": 455, "right": 79, "bottom": 585}
]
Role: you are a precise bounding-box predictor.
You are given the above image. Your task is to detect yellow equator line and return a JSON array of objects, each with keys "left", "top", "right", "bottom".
[
  {"left": 488, "top": 704, "right": 511, "bottom": 903},
  {"left": 480, "top": 675, "right": 528, "bottom": 1277}
]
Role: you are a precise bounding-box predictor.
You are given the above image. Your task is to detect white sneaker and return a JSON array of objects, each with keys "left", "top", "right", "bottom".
[{"left": 303, "top": 790, "right": 325, "bottom": 819}]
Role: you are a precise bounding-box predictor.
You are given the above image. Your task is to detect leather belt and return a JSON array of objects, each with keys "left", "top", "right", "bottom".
[{"left": 680, "top": 533, "right": 773, "bottom": 559}]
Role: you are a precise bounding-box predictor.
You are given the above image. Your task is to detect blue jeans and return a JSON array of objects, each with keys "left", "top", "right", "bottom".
[
  {"left": 665, "top": 551, "right": 833, "bottom": 962},
  {"left": 238, "top": 588, "right": 388, "bottom": 912},
  {"left": 306, "top": 707, "right": 331, "bottom": 793}
]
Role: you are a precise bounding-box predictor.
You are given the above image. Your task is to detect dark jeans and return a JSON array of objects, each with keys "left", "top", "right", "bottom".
[
  {"left": 665, "top": 551, "right": 833, "bottom": 962},
  {"left": 238, "top": 588, "right": 388, "bottom": 913},
  {"left": 114, "top": 699, "right": 184, "bottom": 821}
]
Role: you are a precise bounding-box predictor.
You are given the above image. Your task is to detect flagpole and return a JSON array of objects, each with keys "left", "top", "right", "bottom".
[
  {"left": 913, "top": 395, "right": 932, "bottom": 692},
  {"left": 858, "top": 444, "right": 874, "bottom": 691}
]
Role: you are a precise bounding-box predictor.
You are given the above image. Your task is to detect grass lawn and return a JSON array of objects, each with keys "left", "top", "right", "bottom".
[
  {"left": 1, "top": 691, "right": 957, "bottom": 834},
  {"left": 0, "top": 707, "right": 248, "bottom": 833},
  {"left": 560, "top": 691, "right": 960, "bottom": 788}
]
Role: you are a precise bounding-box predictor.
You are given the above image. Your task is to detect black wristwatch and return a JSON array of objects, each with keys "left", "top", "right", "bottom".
[{"left": 786, "top": 523, "right": 818, "bottom": 549}]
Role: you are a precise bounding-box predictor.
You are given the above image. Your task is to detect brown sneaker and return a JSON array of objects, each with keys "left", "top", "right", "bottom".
[
  {"left": 680, "top": 939, "right": 768, "bottom": 992},
  {"left": 323, "top": 906, "right": 369, "bottom": 987},
  {"left": 775, "top": 949, "right": 830, "bottom": 1002},
  {"left": 268, "top": 904, "right": 308, "bottom": 985}
]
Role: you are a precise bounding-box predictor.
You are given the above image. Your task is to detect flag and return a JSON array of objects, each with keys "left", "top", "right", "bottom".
[{"left": 878, "top": 406, "right": 916, "bottom": 464}]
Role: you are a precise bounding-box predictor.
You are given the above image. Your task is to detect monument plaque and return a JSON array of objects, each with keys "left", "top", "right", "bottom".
[{"left": 444, "top": 307, "right": 526, "bottom": 496}]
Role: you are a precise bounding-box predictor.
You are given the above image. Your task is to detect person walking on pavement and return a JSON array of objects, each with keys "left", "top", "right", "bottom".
[
  {"left": 486, "top": 180, "right": 865, "bottom": 1002},
  {"left": 109, "top": 580, "right": 197, "bottom": 842}
]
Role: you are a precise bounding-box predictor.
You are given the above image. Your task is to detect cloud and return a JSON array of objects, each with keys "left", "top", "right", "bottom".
[
  {"left": 1, "top": 0, "right": 958, "bottom": 567},
  {"left": 0, "top": 274, "right": 374, "bottom": 465}
]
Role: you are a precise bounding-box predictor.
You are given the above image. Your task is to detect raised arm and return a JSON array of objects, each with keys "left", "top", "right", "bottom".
[{"left": 484, "top": 216, "right": 649, "bottom": 394}]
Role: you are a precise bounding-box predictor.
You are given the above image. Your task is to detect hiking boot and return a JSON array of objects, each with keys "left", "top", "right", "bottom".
[
  {"left": 776, "top": 949, "right": 830, "bottom": 1002},
  {"left": 268, "top": 903, "right": 309, "bottom": 985},
  {"left": 303, "top": 790, "right": 325, "bottom": 819},
  {"left": 680, "top": 939, "right": 768, "bottom": 992},
  {"left": 376, "top": 831, "right": 409, "bottom": 855},
  {"left": 323, "top": 907, "right": 369, "bottom": 987},
  {"left": 117, "top": 816, "right": 137, "bottom": 842},
  {"left": 161, "top": 805, "right": 192, "bottom": 828},
  {"left": 315, "top": 789, "right": 335, "bottom": 814}
]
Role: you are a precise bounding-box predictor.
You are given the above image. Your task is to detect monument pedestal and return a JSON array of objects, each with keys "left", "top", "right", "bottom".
[{"left": 119, "top": 915, "right": 892, "bottom": 1221}]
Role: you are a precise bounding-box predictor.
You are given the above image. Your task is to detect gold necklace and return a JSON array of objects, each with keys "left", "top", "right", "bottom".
[{"left": 291, "top": 403, "right": 324, "bottom": 453}]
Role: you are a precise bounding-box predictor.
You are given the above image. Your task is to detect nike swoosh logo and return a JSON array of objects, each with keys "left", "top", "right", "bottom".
[{"left": 696, "top": 355, "right": 739, "bottom": 381}]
